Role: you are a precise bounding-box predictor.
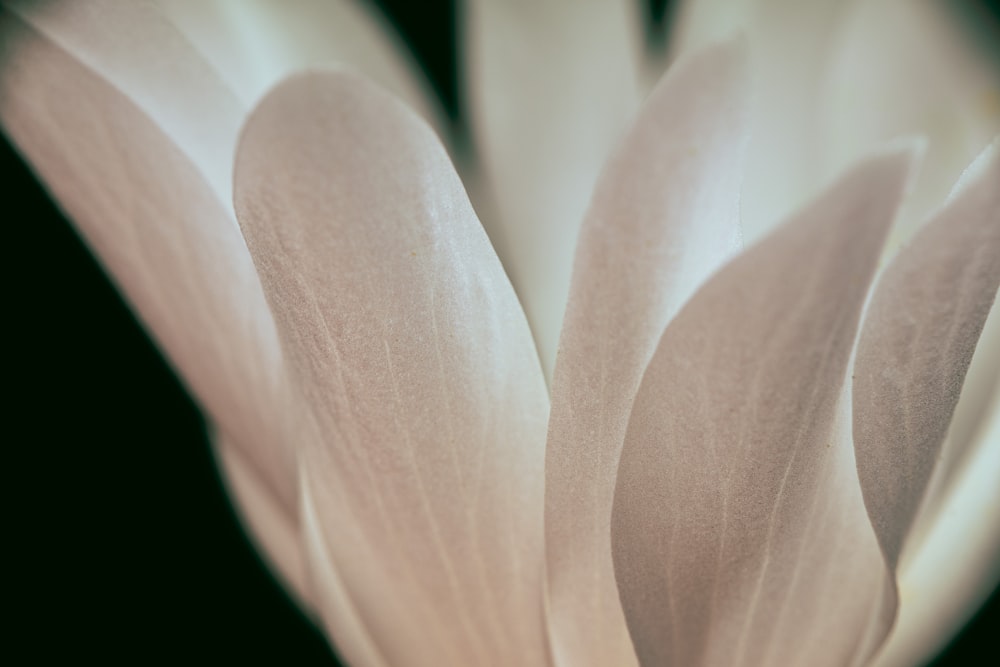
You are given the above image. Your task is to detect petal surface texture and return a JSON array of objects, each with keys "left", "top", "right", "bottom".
[
  {"left": 854, "top": 141, "right": 1000, "bottom": 570},
  {"left": 611, "top": 149, "right": 916, "bottom": 667},
  {"left": 873, "top": 391, "right": 1000, "bottom": 667},
  {"left": 854, "top": 141, "right": 1000, "bottom": 664},
  {"left": 0, "top": 4, "right": 301, "bottom": 586},
  {"left": 466, "top": 0, "right": 642, "bottom": 379},
  {"left": 234, "top": 70, "right": 551, "bottom": 667},
  {"left": 544, "top": 40, "right": 749, "bottom": 667}
]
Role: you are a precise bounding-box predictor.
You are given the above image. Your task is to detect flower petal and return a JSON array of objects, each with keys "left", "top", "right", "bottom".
[
  {"left": 465, "top": 0, "right": 642, "bottom": 379},
  {"left": 0, "top": 6, "right": 299, "bottom": 579},
  {"left": 669, "top": 0, "right": 851, "bottom": 243},
  {"left": 544, "top": 39, "right": 749, "bottom": 667},
  {"left": 820, "top": 0, "right": 1000, "bottom": 251},
  {"left": 853, "top": 140, "right": 1000, "bottom": 571},
  {"left": 873, "top": 390, "right": 1000, "bottom": 667},
  {"left": 156, "top": 0, "right": 441, "bottom": 130},
  {"left": 215, "top": 431, "right": 308, "bottom": 606},
  {"left": 611, "top": 148, "right": 917, "bottom": 666},
  {"left": 233, "top": 70, "right": 551, "bottom": 666},
  {"left": 4, "top": 0, "right": 244, "bottom": 211}
]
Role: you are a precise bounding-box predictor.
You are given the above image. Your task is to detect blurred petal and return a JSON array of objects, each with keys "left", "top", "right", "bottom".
[
  {"left": 234, "top": 70, "right": 551, "bottom": 666},
  {"left": 466, "top": 0, "right": 642, "bottom": 379},
  {"left": 820, "top": 0, "right": 1000, "bottom": 250},
  {"left": 853, "top": 140, "right": 1000, "bottom": 571},
  {"left": 299, "top": 472, "right": 388, "bottom": 667},
  {"left": 669, "top": 0, "right": 849, "bottom": 242},
  {"left": 0, "top": 4, "right": 298, "bottom": 515},
  {"left": 611, "top": 149, "right": 916, "bottom": 667},
  {"left": 157, "top": 0, "right": 441, "bottom": 130},
  {"left": 215, "top": 431, "right": 308, "bottom": 605},
  {"left": 5, "top": 0, "right": 244, "bottom": 212},
  {"left": 544, "top": 40, "right": 749, "bottom": 667},
  {"left": 872, "top": 389, "right": 1000, "bottom": 667}
]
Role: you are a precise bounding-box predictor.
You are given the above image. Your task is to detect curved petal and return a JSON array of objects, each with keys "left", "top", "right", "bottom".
[
  {"left": 872, "top": 389, "right": 1000, "bottom": 667},
  {"left": 465, "top": 0, "right": 643, "bottom": 379},
  {"left": 853, "top": 140, "right": 1000, "bottom": 571},
  {"left": 234, "top": 70, "right": 551, "bottom": 666},
  {"left": 543, "top": 40, "right": 750, "bottom": 667},
  {"left": 669, "top": 0, "right": 851, "bottom": 243},
  {"left": 611, "top": 148, "right": 917, "bottom": 666},
  {"left": 820, "top": 0, "right": 1000, "bottom": 251},
  {"left": 4, "top": 0, "right": 244, "bottom": 212},
  {"left": 215, "top": 431, "right": 308, "bottom": 606},
  {"left": 0, "top": 7, "right": 298, "bottom": 580},
  {"left": 156, "top": 0, "right": 442, "bottom": 131}
]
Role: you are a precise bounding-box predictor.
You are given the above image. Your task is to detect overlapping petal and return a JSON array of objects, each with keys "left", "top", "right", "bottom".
[
  {"left": 543, "top": 39, "right": 749, "bottom": 667},
  {"left": 466, "top": 0, "right": 643, "bottom": 378},
  {"left": 233, "top": 70, "right": 551, "bottom": 667},
  {"left": 156, "top": 0, "right": 440, "bottom": 130},
  {"left": 0, "top": 4, "right": 302, "bottom": 597},
  {"left": 611, "top": 148, "right": 917, "bottom": 667},
  {"left": 855, "top": 141, "right": 1000, "bottom": 665}
]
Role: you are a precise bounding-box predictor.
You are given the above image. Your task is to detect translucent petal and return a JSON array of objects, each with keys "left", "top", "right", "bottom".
[
  {"left": 465, "top": 0, "right": 643, "bottom": 379},
  {"left": 544, "top": 39, "right": 749, "bottom": 667},
  {"left": 611, "top": 148, "right": 916, "bottom": 667}
]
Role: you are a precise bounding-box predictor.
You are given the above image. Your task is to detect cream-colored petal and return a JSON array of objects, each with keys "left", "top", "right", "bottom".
[
  {"left": 0, "top": 8, "right": 298, "bottom": 571},
  {"left": 299, "top": 471, "right": 389, "bottom": 667},
  {"left": 872, "top": 389, "right": 1000, "bottom": 667},
  {"left": 234, "top": 70, "right": 551, "bottom": 667},
  {"left": 466, "top": 0, "right": 643, "bottom": 380},
  {"left": 611, "top": 149, "right": 916, "bottom": 667},
  {"left": 157, "top": 0, "right": 441, "bottom": 131},
  {"left": 853, "top": 140, "right": 1000, "bottom": 572},
  {"left": 215, "top": 431, "right": 308, "bottom": 607},
  {"left": 544, "top": 40, "right": 750, "bottom": 667},
  {"left": 669, "top": 0, "right": 851, "bottom": 243},
  {"left": 4, "top": 0, "right": 244, "bottom": 212},
  {"left": 820, "top": 0, "right": 1000, "bottom": 252}
]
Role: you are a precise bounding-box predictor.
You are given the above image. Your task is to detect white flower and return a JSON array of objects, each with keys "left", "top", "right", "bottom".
[{"left": 1, "top": 1, "right": 997, "bottom": 666}]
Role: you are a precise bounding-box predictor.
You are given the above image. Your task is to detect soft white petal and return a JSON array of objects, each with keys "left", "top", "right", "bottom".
[
  {"left": 234, "top": 70, "right": 551, "bottom": 666},
  {"left": 872, "top": 389, "right": 1000, "bottom": 667},
  {"left": 215, "top": 431, "right": 308, "bottom": 606},
  {"left": 4, "top": 0, "right": 243, "bottom": 215},
  {"left": 820, "top": 0, "right": 1000, "bottom": 251},
  {"left": 853, "top": 139, "right": 1000, "bottom": 570},
  {"left": 611, "top": 148, "right": 916, "bottom": 667},
  {"left": 544, "top": 39, "right": 749, "bottom": 667},
  {"left": 0, "top": 6, "right": 299, "bottom": 590},
  {"left": 157, "top": 0, "right": 441, "bottom": 130},
  {"left": 669, "top": 0, "right": 850, "bottom": 242},
  {"left": 466, "top": 0, "right": 643, "bottom": 379}
]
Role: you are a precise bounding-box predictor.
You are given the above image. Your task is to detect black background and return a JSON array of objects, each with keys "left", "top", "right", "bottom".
[{"left": 5, "top": 0, "right": 998, "bottom": 664}]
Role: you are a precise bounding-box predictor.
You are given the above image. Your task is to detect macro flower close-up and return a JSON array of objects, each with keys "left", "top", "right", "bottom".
[{"left": 3, "top": 1, "right": 999, "bottom": 666}]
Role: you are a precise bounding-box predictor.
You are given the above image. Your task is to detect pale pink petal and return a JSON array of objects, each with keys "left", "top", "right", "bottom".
[
  {"left": 611, "top": 149, "right": 917, "bottom": 667},
  {"left": 156, "top": 0, "right": 441, "bottom": 131},
  {"left": 465, "top": 0, "right": 643, "bottom": 379},
  {"left": 853, "top": 140, "right": 1000, "bottom": 571},
  {"left": 299, "top": 471, "right": 389, "bottom": 667},
  {"left": 5, "top": 0, "right": 244, "bottom": 212},
  {"left": 234, "top": 70, "right": 551, "bottom": 666},
  {"left": 215, "top": 432, "right": 308, "bottom": 606},
  {"left": 0, "top": 8, "right": 299, "bottom": 586},
  {"left": 544, "top": 40, "right": 749, "bottom": 667}
]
